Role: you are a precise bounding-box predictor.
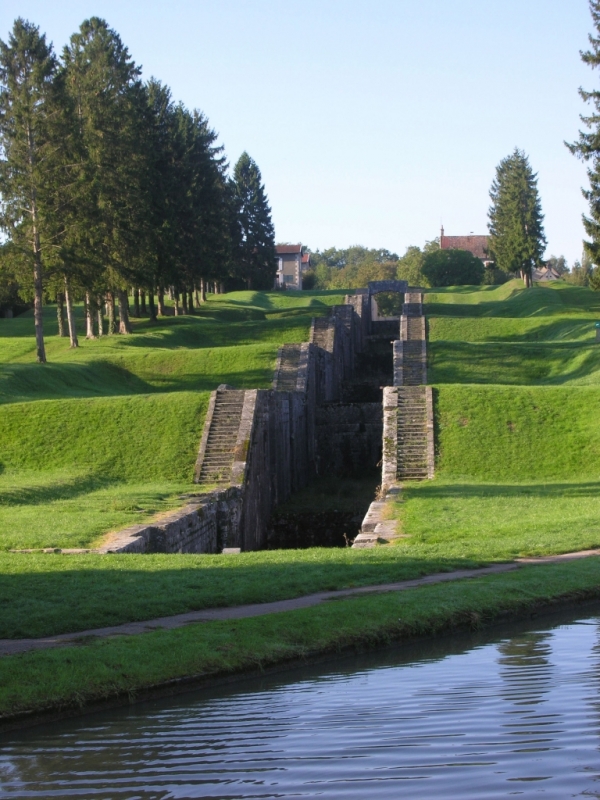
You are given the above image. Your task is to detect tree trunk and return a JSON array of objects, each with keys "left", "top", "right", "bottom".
[
  {"left": 188, "top": 289, "right": 195, "bottom": 313},
  {"left": 27, "top": 123, "right": 46, "bottom": 363},
  {"left": 32, "top": 235, "right": 46, "bottom": 363},
  {"left": 133, "top": 288, "right": 140, "bottom": 318},
  {"left": 181, "top": 292, "right": 188, "bottom": 315},
  {"left": 200, "top": 278, "right": 206, "bottom": 303},
  {"left": 117, "top": 290, "right": 132, "bottom": 334},
  {"left": 85, "top": 292, "right": 96, "bottom": 339},
  {"left": 148, "top": 290, "right": 157, "bottom": 322},
  {"left": 64, "top": 277, "right": 78, "bottom": 348},
  {"left": 96, "top": 296, "right": 104, "bottom": 337},
  {"left": 56, "top": 292, "right": 66, "bottom": 337},
  {"left": 219, "top": 281, "right": 225, "bottom": 294},
  {"left": 173, "top": 292, "right": 180, "bottom": 316},
  {"left": 194, "top": 287, "right": 200, "bottom": 307},
  {"left": 140, "top": 290, "right": 147, "bottom": 315},
  {"left": 157, "top": 287, "right": 165, "bottom": 316},
  {"left": 107, "top": 292, "right": 117, "bottom": 334}
]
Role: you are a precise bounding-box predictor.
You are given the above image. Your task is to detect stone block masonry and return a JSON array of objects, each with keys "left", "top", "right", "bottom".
[
  {"left": 315, "top": 403, "right": 383, "bottom": 477},
  {"left": 98, "top": 487, "right": 242, "bottom": 555},
  {"left": 108, "top": 300, "right": 366, "bottom": 553},
  {"left": 353, "top": 290, "right": 434, "bottom": 548},
  {"left": 106, "top": 286, "right": 435, "bottom": 554}
]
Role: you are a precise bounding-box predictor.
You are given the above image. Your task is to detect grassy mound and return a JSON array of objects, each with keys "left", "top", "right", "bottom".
[
  {"left": 0, "top": 392, "right": 209, "bottom": 550},
  {"left": 387, "top": 279, "right": 600, "bottom": 569},
  {"left": 0, "top": 289, "right": 345, "bottom": 550},
  {"left": 427, "top": 282, "right": 600, "bottom": 385}
]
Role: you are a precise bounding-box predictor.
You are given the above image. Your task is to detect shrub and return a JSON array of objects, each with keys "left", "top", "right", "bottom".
[{"left": 422, "top": 249, "right": 484, "bottom": 287}]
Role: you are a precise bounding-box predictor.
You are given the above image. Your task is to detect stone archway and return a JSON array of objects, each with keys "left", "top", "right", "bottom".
[{"left": 368, "top": 280, "right": 408, "bottom": 321}]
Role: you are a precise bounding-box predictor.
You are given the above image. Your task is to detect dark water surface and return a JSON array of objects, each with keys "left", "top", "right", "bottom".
[{"left": 3, "top": 606, "right": 600, "bottom": 799}]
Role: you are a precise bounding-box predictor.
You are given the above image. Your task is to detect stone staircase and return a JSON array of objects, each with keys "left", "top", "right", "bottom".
[
  {"left": 195, "top": 390, "right": 246, "bottom": 485},
  {"left": 401, "top": 340, "right": 426, "bottom": 386},
  {"left": 273, "top": 344, "right": 302, "bottom": 390},
  {"left": 396, "top": 386, "right": 429, "bottom": 480},
  {"left": 311, "top": 316, "right": 334, "bottom": 351},
  {"left": 403, "top": 291, "right": 423, "bottom": 316},
  {"left": 394, "top": 292, "right": 426, "bottom": 387}
]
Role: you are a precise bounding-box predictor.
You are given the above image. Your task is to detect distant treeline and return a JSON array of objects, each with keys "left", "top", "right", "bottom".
[
  {"left": 0, "top": 17, "right": 276, "bottom": 360},
  {"left": 303, "top": 242, "right": 510, "bottom": 290},
  {"left": 303, "top": 245, "right": 596, "bottom": 291}
]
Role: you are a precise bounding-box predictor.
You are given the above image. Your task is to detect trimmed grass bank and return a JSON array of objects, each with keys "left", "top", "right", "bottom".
[
  {"left": 2, "top": 281, "right": 600, "bottom": 727},
  {"left": 0, "top": 290, "right": 341, "bottom": 551},
  {"left": 0, "top": 392, "right": 209, "bottom": 550},
  {"left": 2, "top": 559, "right": 600, "bottom": 728}
]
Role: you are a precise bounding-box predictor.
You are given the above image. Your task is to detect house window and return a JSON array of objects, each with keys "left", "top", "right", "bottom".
[{"left": 283, "top": 273, "right": 295, "bottom": 283}]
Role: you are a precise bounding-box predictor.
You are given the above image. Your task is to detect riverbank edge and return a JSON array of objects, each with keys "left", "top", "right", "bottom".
[{"left": 1, "top": 557, "right": 600, "bottom": 735}]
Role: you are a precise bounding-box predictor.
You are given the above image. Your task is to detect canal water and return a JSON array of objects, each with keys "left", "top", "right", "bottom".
[{"left": 2, "top": 605, "right": 600, "bottom": 799}]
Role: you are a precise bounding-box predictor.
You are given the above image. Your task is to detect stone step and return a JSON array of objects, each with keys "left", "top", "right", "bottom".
[{"left": 197, "top": 391, "right": 246, "bottom": 485}]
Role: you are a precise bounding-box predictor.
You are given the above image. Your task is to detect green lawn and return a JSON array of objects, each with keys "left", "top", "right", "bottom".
[
  {"left": 387, "top": 282, "right": 600, "bottom": 572},
  {"left": 1, "top": 283, "right": 599, "bottom": 628},
  {"left": 3, "top": 558, "right": 600, "bottom": 721},
  {"left": 0, "top": 291, "right": 343, "bottom": 552},
  {"left": 4, "top": 282, "right": 600, "bottom": 724}
]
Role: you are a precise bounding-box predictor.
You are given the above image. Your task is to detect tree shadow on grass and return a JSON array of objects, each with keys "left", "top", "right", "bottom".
[
  {"left": 429, "top": 341, "right": 600, "bottom": 385},
  {"left": 406, "top": 481, "right": 600, "bottom": 501},
  {"left": 0, "top": 551, "right": 485, "bottom": 639},
  {"left": 0, "top": 361, "right": 156, "bottom": 403},
  {"left": 0, "top": 474, "right": 117, "bottom": 508}
]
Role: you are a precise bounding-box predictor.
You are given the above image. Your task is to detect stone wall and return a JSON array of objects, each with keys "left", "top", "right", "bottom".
[
  {"left": 108, "top": 297, "right": 373, "bottom": 554},
  {"left": 315, "top": 402, "right": 383, "bottom": 477},
  {"left": 98, "top": 487, "right": 242, "bottom": 555}
]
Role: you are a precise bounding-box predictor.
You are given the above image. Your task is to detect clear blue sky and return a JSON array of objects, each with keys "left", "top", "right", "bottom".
[{"left": 0, "top": 0, "right": 593, "bottom": 263}]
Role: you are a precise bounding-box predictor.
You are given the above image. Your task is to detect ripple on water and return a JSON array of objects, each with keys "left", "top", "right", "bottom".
[{"left": 2, "top": 614, "right": 600, "bottom": 799}]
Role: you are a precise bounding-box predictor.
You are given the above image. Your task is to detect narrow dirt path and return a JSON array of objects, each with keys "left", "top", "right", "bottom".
[{"left": 2, "top": 549, "right": 599, "bottom": 658}]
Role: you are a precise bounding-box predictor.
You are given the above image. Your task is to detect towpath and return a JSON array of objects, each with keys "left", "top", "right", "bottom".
[{"left": 2, "top": 548, "right": 599, "bottom": 658}]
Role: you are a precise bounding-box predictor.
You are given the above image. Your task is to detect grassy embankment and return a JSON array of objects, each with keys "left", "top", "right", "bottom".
[
  {"left": 393, "top": 280, "right": 600, "bottom": 559},
  {"left": 2, "top": 280, "right": 600, "bottom": 725},
  {"left": 0, "top": 291, "right": 342, "bottom": 550}
]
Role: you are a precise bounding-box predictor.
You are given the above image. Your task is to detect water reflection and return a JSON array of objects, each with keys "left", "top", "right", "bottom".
[{"left": 2, "top": 609, "right": 600, "bottom": 799}]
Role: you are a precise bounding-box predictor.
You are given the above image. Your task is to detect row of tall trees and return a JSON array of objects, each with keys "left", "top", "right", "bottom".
[{"left": 0, "top": 18, "right": 276, "bottom": 361}]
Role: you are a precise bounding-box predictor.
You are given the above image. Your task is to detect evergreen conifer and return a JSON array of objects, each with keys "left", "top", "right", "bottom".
[
  {"left": 0, "top": 19, "right": 61, "bottom": 361},
  {"left": 567, "top": 0, "right": 600, "bottom": 275},
  {"left": 231, "top": 152, "right": 276, "bottom": 290},
  {"left": 487, "top": 149, "right": 546, "bottom": 288}
]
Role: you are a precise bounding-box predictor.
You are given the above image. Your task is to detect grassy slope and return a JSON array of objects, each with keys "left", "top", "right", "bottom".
[
  {"left": 0, "top": 291, "right": 343, "bottom": 550},
  {"left": 390, "top": 279, "right": 600, "bottom": 566},
  {"left": 4, "top": 282, "right": 600, "bottom": 723},
  {"left": 428, "top": 280, "right": 600, "bottom": 385},
  {"left": 0, "top": 393, "right": 209, "bottom": 550},
  {"left": 1, "top": 280, "right": 599, "bottom": 638},
  {"left": 3, "top": 559, "right": 600, "bottom": 721}
]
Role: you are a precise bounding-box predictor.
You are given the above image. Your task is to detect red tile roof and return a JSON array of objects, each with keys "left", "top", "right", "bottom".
[
  {"left": 440, "top": 234, "right": 488, "bottom": 260},
  {"left": 276, "top": 244, "right": 302, "bottom": 255},
  {"left": 301, "top": 253, "right": 310, "bottom": 264}
]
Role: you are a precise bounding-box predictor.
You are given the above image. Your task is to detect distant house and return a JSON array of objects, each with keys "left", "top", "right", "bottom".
[
  {"left": 275, "top": 244, "right": 304, "bottom": 290},
  {"left": 532, "top": 265, "right": 561, "bottom": 282},
  {"left": 301, "top": 252, "right": 311, "bottom": 272},
  {"left": 440, "top": 227, "right": 492, "bottom": 266}
]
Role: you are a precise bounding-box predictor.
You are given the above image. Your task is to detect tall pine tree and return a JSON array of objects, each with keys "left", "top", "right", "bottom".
[
  {"left": 0, "top": 19, "right": 61, "bottom": 361},
  {"left": 62, "top": 18, "right": 150, "bottom": 333},
  {"left": 487, "top": 149, "right": 546, "bottom": 288},
  {"left": 567, "top": 0, "right": 600, "bottom": 277},
  {"left": 231, "top": 152, "right": 276, "bottom": 290}
]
